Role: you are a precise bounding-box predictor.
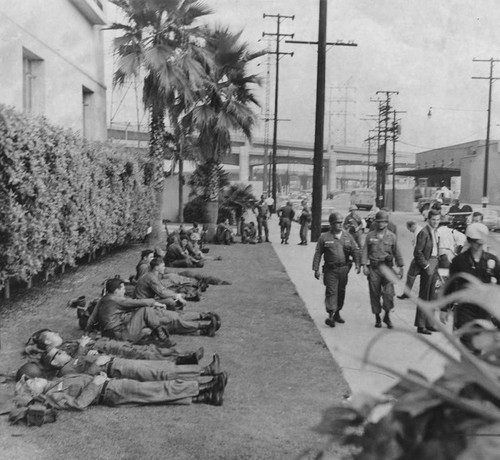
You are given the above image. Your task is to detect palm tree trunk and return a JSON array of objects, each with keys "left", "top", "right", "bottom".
[
  {"left": 205, "top": 161, "right": 220, "bottom": 241},
  {"left": 178, "top": 156, "right": 184, "bottom": 223},
  {"left": 149, "top": 107, "right": 166, "bottom": 244}
]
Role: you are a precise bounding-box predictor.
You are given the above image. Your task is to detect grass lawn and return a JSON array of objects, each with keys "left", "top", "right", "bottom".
[{"left": 0, "top": 241, "right": 350, "bottom": 460}]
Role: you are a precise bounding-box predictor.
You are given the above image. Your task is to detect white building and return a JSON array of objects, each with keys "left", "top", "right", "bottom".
[{"left": 0, "top": 0, "right": 108, "bottom": 140}]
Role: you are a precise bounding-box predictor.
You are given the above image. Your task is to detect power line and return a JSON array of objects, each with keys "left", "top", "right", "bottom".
[{"left": 263, "top": 12, "right": 295, "bottom": 209}]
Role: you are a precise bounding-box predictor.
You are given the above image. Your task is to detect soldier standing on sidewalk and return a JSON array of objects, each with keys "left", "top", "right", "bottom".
[
  {"left": 312, "top": 212, "right": 361, "bottom": 327},
  {"left": 361, "top": 210, "right": 404, "bottom": 329}
]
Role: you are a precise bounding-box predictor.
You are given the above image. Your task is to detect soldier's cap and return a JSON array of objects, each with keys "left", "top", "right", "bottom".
[
  {"left": 329, "top": 212, "right": 344, "bottom": 223},
  {"left": 348, "top": 205, "right": 358, "bottom": 211},
  {"left": 41, "top": 348, "right": 59, "bottom": 367},
  {"left": 15, "top": 362, "right": 45, "bottom": 381},
  {"left": 375, "top": 211, "right": 389, "bottom": 222}
]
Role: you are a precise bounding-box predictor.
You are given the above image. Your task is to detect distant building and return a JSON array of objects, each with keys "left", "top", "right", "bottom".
[
  {"left": 397, "top": 140, "right": 500, "bottom": 205},
  {"left": 0, "top": 0, "right": 108, "bottom": 140}
]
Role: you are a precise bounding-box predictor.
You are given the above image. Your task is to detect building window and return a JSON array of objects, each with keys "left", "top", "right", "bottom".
[
  {"left": 82, "top": 86, "right": 94, "bottom": 139},
  {"left": 22, "top": 48, "right": 44, "bottom": 114}
]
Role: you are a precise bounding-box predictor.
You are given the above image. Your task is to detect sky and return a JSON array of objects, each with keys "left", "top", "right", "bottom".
[{"left": 105, "top": 0, "right": 500, "bottom": 154}]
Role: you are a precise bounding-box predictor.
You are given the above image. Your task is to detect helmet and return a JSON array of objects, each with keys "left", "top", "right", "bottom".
[
  {"left": 329, "top": 212, "right": 344, "bottom": 224},
  {"left": 466, "top": 222, "right": 488, "bottom": 240},
  {"left": 348, "top": 205, "right": 358, "bottom": 211},
  {"left": 375, "top": 211, "right": 389, "bottom": 222},
  {"left": 15, "top": 362, "right": 45, "bottom": 381}
]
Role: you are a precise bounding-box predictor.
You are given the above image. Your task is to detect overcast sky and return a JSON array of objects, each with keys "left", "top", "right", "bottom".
[{"left": 106, "top": 0, "right": 500, "bottom": 154}]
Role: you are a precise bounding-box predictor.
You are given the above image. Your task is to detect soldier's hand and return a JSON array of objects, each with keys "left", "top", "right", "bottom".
[
  {"left": 95, "top": 355, "right": 111, "bottom": 366},
  {"left": 93, "top": 373, "right": 108, "bottom": 386},
  {"left": 79, "top": 335, "right": 92, "bottom": 347},
  {"left": 439, "top": 310, "right": 450, "bottom": 324},
  {"left": 363, "top": 266, "right": 370, "bottom": 277},
  {"left": 314, "top": 270, "right": 320, "bottom": 280},
  {"left": 87, "top": 350, "right": 99, "bottom": 356},
  {"left": 398, "top": 267, "right": 404, "bottom": 279}
]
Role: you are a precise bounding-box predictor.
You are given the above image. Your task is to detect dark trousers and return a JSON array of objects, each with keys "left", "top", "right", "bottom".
[
  {"left": 414, "top": 257, "right": 437, "bottom": 328},
  {"left": 405, "top": 259, "right": 421, "bottom": 291},
  {"left": 280, "top": 218, "right": 291, "bottom": 242},
  {"left": 368, "top": 266, "right": 395, "bottom": 315},
  {"left": 299, "top": 222, "right": 309, "bottom": 243},
  {"left": 323, "top": 265, "right": 350, "bottom": 315},
  {"left": 257, "top": 217, "right": 269, "bottom": 241}
]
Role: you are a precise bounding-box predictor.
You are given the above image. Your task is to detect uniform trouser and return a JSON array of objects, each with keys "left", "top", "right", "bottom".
[
  {"left": 169, "top": 259, "right": 194, "bottom": 268},
  {"left": 116, "top": 307, "right": 163, "bottom": 343},
  {"left": 102, "top": 378, "right": 199, "bottom": 406},
  {"left": 414, "top": 257, "right": 437, "bottom": 328},
  {"left": 109, "top": 358, "right": 201, "bottom": 382},
  {"left": 323, "top": 265, "right": 350, "bottom": 315},
  {"left": 368, "top": 266, "right": 395, "bottom": 315},
  {"left": 257, "top": 217, "right": 269, "bottom": 241},
  {"left": 157, "top": 309, "right": 210, "bottom": 335},
  {"left": 94, "top": 338, "right": 178, "bottom": 360},
  {"left": 299, "top": 222, "right": 309, "bottom": 243},
  {"left": 280, "top": 218, "right": 291, "bottom": 241},
  {"left": 454, "top": 303, "right": 490, "bottom": 352},
  {"left": 405, "top": 259, "right": 421, "bottom": 291}
]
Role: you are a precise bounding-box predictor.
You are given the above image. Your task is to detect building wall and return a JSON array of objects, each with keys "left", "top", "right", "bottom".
[
  {"left": 0, "top": 0, "right": 107, "bottom": 140},
  {"left": 416, "top": 141, "right": 481, "bottom": 170},
  {"left": 460, "top": 141, "right": 500, "bottom": 205}
]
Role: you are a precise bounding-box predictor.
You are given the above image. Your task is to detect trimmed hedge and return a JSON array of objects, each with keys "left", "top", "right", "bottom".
[{"left": 0, "top": 105, "right": 156, "bottom": 294}]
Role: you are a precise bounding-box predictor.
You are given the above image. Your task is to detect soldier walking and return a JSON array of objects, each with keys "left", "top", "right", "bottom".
[
  {"left": 312, "top": 212, "right": 361, "bottom": 327},
  {"left": 361, "top": 210, "right": 404, "bottom": 328}
]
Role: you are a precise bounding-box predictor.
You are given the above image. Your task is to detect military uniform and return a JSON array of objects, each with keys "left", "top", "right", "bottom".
[
  {"left": 343, "top": 212, "right": 363, "bottom": 246},
  {"left": 361, "top": 228, "right": 404, "bottom": 316},
  {"left": 312, "top": 230, "right": 360, "bottom": 320},
  {"left": 278, "top": 204, "right": 295, "bottom": 244},
  {"left": 255, "top": 200, "right": 270, "bottom": 242}
]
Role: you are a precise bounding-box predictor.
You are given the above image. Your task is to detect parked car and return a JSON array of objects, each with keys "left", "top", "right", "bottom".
[
  {"left": 350, "top": 188, "right": 375, "bottom": 211},
  {"left": 321, "top": 201, "right": 337, "bottom": 232}
]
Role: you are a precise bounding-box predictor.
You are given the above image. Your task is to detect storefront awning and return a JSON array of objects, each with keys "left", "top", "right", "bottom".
[{"left": 395, "top": 167, "right": 460, "bottom": 177}]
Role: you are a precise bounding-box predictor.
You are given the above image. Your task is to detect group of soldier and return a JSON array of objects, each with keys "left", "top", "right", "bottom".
[
  {"left": 9, "top": 238, "right": 230, "bottom": 426},
  {"left": 312, "top": 205, "right": 500, "bottom": 351}
]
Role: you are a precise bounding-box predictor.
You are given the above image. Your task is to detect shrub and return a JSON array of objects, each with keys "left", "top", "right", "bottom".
[
  {"left": 183, "top": 196, "right": 209, "bottom": 223},
  {"left": 0, "top": 105, "right": 156, "bottom": 293}
]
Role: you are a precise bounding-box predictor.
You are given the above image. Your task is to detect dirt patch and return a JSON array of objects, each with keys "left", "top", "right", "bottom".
[{"left": 0, "top": 242, "right": 350, "bottom": 460}]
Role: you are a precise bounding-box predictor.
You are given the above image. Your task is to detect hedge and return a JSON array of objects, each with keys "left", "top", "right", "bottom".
[{"left": 0, "top": 105, "right": 156, "bottom": 296}]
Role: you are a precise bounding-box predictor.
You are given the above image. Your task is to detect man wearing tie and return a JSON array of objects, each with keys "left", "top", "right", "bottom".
[{"left": 413, "top": 209, "right": 441, "bottom": 334}]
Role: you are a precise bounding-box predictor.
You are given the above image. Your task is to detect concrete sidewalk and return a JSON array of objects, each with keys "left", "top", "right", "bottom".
[{"left": 267, "top": 211, "right": 456, "bottom": 396}]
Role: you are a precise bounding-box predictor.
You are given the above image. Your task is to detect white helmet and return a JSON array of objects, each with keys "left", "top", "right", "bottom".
[{"left": 465, "top": 222, "right": 489, "bottom": 240}]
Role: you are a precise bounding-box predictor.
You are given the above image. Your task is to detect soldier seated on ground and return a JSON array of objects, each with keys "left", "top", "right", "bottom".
[
  {"left": 25, "top": 329, "right": 204, "bottom": 365},
  {"left": 39, "top": 346, "right": 222, "bottom": 383},
  {"left": 241, "top": 222, "right": 258, "bottom": 244},
  {"left": 215, "top": 219, "right": 234, "bottom": 245},
  {"left": 134, "top": 249, "right": 155, "bottom": 281},
  {"left": 10, "top": 365, "right": 228, "bottom": 425},
  {"left": 85, "top": 278, "right": 219, "bottom": 342},
  {"left": 165, "top": 235, "right": 205, "bottom": 268},
  {"left": 134, "top": 258, "right": 186, "bottom": 310}
]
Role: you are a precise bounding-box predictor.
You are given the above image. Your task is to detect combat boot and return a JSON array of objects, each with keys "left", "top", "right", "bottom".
[
  {"left": 324, "top": 312, "right": 335, "bottom": 328},
  {"left": 200, "top": 315, "right": 217, "bottom": 337},
  {"left": 383, "top": 312, "right": 393, "bottom": 329},
  {"left": 202, "top": 354, "right": 221, "bottom": 376},
  {"left": 333, "top": 312, "right": 345, "bottom": 324},
  {"left": 152, "top": 326, "right": 176, "bottom": 347},
  {"left": 375, "top": 314, "right": 382, "bottom": 328}
]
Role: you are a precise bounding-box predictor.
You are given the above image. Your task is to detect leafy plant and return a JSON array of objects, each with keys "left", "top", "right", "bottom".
[
  {"left": 308, "top": 235, "right": 500, "bottom": 459},
  {"left": 0, "top": 105, "right": 155, "bottom": 294}
]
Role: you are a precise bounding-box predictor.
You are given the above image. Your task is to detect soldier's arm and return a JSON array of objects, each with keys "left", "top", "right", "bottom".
[
  {"left": 312, "top": 237, "right": 324, "bottom": 272},
  {"left": 393, "top": 236, "right": 404, "bottom": 267},
  {"left": 360, "top": 234, "right": 369, "bottom": 265},
  {"left": 112, "top": 296, "right": 156, "bottom": 310},
  {"left": 84, "top": 301, "right": 100, "bottom": 333}
]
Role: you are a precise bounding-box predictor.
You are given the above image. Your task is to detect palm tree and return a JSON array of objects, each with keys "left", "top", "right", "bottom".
[
  {"left": 219, "top": 183, "right": 257, "bottom": 234},
  {"left": 109, "top": 0, "right": 212, "bottom": 240},
  {"left": 184, "top": 27, "right": 262, "bottom": 234}
]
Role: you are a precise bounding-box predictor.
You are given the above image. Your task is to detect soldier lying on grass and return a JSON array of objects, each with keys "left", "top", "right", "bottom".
[{"left": 9, "top": 366, "right": 228, "bottom": 425}]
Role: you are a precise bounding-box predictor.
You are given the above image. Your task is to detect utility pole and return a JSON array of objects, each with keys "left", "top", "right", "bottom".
[
  {"left": 263, "top": 13, "right": 294, "bottom": 210},
  {"left": 472, "top": 58, "right": 500, "bottom": 208},
  {"left": 363, "top": 129, "right": 377, "bottom": 188},
  {"left": 390, "top": 110, "right": 405, "bottom": 211},
  {"left": 286, "top": 1, "right": 357, "bottom": 242},
  {"left": 374, "top": 91, "right": 398, "bottom": 208}
]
